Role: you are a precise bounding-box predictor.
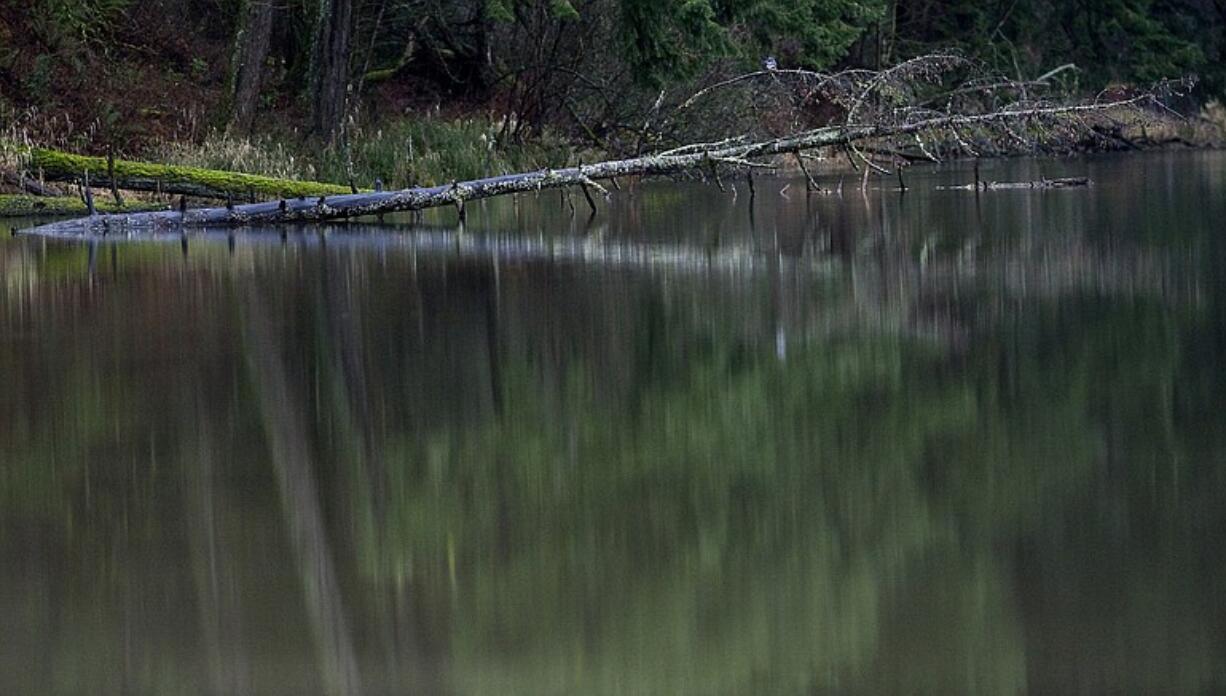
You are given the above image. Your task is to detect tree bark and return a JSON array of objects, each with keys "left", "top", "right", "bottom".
[
  {"left": 312, "top": 0, "right": 354, "bottom": 142},
  {"left": 229, "top": 0, "right": 276, "bottom": 134}
]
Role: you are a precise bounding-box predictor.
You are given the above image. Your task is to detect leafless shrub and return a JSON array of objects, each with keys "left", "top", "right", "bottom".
[{"left": 647, "top": 53, "right": 1196, "bottom": 171}]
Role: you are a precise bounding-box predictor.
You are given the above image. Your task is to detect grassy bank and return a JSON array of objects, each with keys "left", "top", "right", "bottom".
[{"left": 152, "top": 117, "right": 592, "bottom": 191}]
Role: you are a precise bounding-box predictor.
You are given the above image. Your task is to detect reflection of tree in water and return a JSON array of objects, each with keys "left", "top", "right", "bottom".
[
  {"left": 360, "top": 293, "right": 1023, "bottom": 694},
  {"left": 2, "top": 154, "right": 1226, "bottom": 694},
  {"left": 345, "top": 254, "right": 1220, "bottom": 693}
]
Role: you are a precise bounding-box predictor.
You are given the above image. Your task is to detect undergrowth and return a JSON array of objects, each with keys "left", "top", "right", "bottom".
[
  {"left": 153, "top": 116, "right": 590, "bottom": 189},
  {"left": 30, "top": 0, "right": 131, "bottom": 47}
]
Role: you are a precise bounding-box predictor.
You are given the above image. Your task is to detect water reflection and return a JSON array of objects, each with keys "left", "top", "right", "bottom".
[{"left": 2, "top": 151, "right": 1226, "bottom": 695}]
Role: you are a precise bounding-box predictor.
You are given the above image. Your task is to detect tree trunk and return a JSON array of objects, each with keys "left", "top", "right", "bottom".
[
  {"left": 229, "top": 0, "right": 276, "bottom": 134},
  {"left": 312, "top": 0, "right": 354, "bottom": 142}
]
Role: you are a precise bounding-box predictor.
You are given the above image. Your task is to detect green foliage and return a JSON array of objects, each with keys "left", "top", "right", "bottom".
[
  {"left": 619, "top": 0, "right": 885, "bottom": 85},
  {"left": 484, "top": 0, "right": 586, "bottom": 24},
  {"left": 892, "top": 0, "right": 1213, "bottom": 92},
  {"left": 1040, "top": 0, "right": 1205, "bottom": 85},
  {"left": 31, "top": 0, "right": 132, "bottom": 47},
  {"left": 549, "top": 0, "right": 581, "bottom": 20},
  {"left": 619, "top": 0, "right": 727, "bottom": 84},
  {"left": 1107, "top": 1, "right": 1205, "bottom": 83},
  {"left": 486, "top": 0, "right": 517, "bottom": 23},
  {"left": 736, "top": 0, "right": 885, "bottom": 68}
]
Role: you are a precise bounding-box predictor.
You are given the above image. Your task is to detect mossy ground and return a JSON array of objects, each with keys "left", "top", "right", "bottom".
[{"left": 0, "top": 194, "right": 167, "bottom": 217}]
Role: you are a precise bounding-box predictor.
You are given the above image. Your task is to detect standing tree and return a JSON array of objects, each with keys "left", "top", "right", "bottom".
[
  {"left": 312, "top": 0, "right": 355, "bottom": 141},
  {"left": 229, "top": 0, "right": 276, "bottom": 134}
]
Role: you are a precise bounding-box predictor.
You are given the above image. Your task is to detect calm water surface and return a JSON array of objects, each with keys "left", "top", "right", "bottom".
[{"left": 2, "top": 151, "right": 1225, "bottom": 695}]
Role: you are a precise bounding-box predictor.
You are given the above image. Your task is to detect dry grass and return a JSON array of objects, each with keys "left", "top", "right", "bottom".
[
  {"left": 150, "top": 115, "right": 589, "bottom": 189},
  {"left": 153, "top": 134, "right": 305, "bottom": 181}
]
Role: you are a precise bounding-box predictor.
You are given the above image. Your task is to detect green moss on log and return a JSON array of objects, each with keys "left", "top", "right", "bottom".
[
  {"left": 0, "top": 195, "right": 168, "bottom": 217},
  {"left": 29, "top": 148, "right": 357, "bottom": 200}
]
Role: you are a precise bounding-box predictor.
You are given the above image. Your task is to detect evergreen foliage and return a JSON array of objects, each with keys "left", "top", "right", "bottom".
[
  {"left": 618, "top": 0, "right": 885, "bottom": 85},
  {"left": 891, "top": 0, "right": 1218, "bottom": 92}
]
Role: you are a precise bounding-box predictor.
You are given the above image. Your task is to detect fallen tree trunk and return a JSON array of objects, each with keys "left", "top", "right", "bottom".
[
  {"left": 28, "top": 148, "right": 356, "bottom": 200},
  {"left": 18, "top": 95, "right": 1154, "bottom": 237},
  {"left": 1, "top": 169, "right": 59, "bottom": 196}
]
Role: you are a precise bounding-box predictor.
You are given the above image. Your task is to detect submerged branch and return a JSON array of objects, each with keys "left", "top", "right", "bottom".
[{"left": 937, "top": 176, "right": 1090, "bottom": 191}]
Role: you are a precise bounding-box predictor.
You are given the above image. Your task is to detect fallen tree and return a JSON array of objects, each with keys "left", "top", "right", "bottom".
[
  {"left": 18, "top": 57, "right": 1190, "bottom": 237},
  {"left": 26, "top": 148, "right": 356, "bottom": 200},
  {"left": 0, "top": 169, "right": 59, "bottom": 197}
]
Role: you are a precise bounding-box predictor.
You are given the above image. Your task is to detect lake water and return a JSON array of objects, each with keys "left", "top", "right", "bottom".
[{"left": 2, "top": 150, "right": 1225, "bottom": 695}]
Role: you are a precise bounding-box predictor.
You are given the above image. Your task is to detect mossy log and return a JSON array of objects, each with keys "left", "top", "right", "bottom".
[
  {"left": 28, "top": 148, "right": 356, "bottom": 200},
  {"left": 0, "top": 194, "right": 168, "bottom": 218}
]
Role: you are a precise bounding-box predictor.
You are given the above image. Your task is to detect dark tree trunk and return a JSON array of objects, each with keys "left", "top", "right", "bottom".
[
  {"left": 229, "top": 0, "right": 276, "bottom": 134},
  {"left": 312, "top": 0, "right": 354, "bottom": 142}
]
